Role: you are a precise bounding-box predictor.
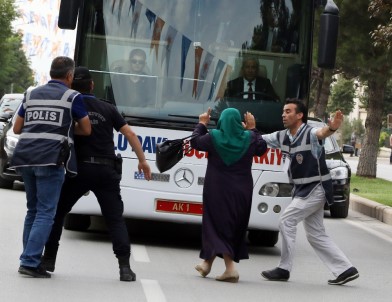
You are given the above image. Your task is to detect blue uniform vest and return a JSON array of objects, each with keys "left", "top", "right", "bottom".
[
  {"left": 278, "top": 124, "right": 334, "bottom": 205},
  {"left": 11, "top": 82, "right": 79, "bottom": 176}
]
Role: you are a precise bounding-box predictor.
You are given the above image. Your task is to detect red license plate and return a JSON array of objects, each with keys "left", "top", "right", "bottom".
[{"left": 155, "top": 199, "right": 203, "bottom": 216}]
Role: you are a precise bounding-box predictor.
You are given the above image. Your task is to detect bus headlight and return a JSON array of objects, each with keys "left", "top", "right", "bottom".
[
  {"left": 259, "top": 183, "right": 293, "bottom": 197},
  {"left": 258, "top": 202, "right": 268, "bottom": 213},
  {"left": 259, "top": 183, "right": 279, "bottom": 197},
  {"left": 329, "top": 166, "right": 348, "bottom": 180}
]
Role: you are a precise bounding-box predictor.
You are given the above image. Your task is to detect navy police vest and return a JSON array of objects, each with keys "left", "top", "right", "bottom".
[
  {"left": 278, "top": 124, "right": 334, "bottom": 205},
  {"left": 11, "top": 82, "right": 79, "bottom": 176}
]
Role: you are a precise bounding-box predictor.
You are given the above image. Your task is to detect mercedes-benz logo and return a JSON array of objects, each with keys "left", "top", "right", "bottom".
[{"left": 174, "top": 168, "right": 194, "bottom": 188}]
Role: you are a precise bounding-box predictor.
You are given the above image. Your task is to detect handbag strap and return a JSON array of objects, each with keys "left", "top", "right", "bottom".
[
  {"left": 182, "top": 133, "right": 199, "bottom": 156},
  {"left": 181, "top": 133, "right": 199, "bottom": 141}
]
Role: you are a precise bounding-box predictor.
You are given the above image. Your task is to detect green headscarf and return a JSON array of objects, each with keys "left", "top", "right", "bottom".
[{"left": 210, "top": 108, "right": 251, "bottom": 166}]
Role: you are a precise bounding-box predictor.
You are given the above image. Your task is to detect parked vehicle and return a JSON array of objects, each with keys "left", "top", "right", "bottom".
[
  {"left": 0, "top": 94, "right": 24, "bottom": 136},
  {"left": 307, "top": 119, "right": 352, "bottom": 219},
  {"left": 0, "top": 103, "right": 23, "bottom": 189},
  {"left": 342, "top": 144, "right": 355, "bottom": 156}
]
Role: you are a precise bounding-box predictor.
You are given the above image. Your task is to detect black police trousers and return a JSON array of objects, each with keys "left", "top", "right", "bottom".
[{"left": 45, "top": 162, "right": 130, "bottom": 258}]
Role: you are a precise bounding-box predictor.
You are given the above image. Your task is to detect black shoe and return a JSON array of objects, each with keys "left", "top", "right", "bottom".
[
  {"left": 41, "top": 255, "right": 56, "bottom": 272},
  {"left": 328, "top": 267, "right": 359, "bottom": 285},
  {"left": 119, "top": 266, "right": 136, "bottom": 282},
  {"left": 261, "top": 267, "right": 290, "bottom": 281},
  {"left": 18, "top": 265, "right": 51, "bottom": 278}
]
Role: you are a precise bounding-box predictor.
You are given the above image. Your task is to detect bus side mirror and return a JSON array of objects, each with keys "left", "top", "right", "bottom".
[
  {"left": 317, "top": 0, "right": 339, "bottom": 69},
  {"left": 58, "top": 0, "right": 81, "bottom": 30}
]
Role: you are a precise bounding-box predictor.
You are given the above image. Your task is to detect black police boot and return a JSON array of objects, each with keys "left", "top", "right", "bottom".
[
  {"left": 118, "top": 256, "right": 136, "bottom": 282},
  {"left": 41, "top": 246, "right": 58, "bottom": 273}
]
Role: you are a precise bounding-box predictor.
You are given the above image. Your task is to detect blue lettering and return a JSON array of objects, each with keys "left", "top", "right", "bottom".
[
  {"left": 114, "top": 135, "right": 169, "bottom": 153},
  {"left": 142, "top": 136, "right": 153, "bottom": 153},
  {"left": 151, "top": 136, "right": 166, "bottom": 153},
  {"left": 117, "top": 134, "right": 127, "bottom": 151}
]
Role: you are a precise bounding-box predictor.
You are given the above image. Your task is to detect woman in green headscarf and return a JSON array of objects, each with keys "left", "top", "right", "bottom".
[{"left": 191, "top": 107, "right": 268, "bottom": 283}]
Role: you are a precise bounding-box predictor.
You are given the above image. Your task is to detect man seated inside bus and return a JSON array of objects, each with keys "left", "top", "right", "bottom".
[
  {"left": 224, "top": 57, "right": 279, "bottom": 102},
  {"left": 111, "top": 48, "right": 156, "bottom": 108}
]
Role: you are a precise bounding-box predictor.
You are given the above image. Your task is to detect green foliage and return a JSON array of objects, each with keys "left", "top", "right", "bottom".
[
  {"left": 0, "top": 1, "right": 34, "bottom": 96},
  {"left": 328, "top": 76, "right": 355, "bottom": 114},
  {"left": 335, "top": 0, "right": 392, "bottom": 81},
  {"left": 352, "top": 118, "right": 365, "bottom": 138},
  {"left": 383, "top": 80, "right": 392, "bottom": 127},
  {"left": 340, "top": 118, "right": 365, "bottom": 145},
  {"left": 0, "top": 33, "right": 34, "bottom": 95},
  {"left": 340, "top": 118, "right": 352, "bottom": 145},
  {"left": 0, "top": 0, "right": 17, "bottom": 40},
  {"left": 369, "top": 0, "right": 392, "bottom": 50},
  {"left": 379, "top": 131, "right": 389, "bottom": 147},
  {"left": 351, "top": 175, "right": 392, "bottom": 207}
]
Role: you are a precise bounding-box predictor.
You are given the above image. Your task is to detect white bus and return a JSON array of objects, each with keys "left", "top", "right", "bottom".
[{"left": 57, "top": 0, "right": 341, "bottom": 246}]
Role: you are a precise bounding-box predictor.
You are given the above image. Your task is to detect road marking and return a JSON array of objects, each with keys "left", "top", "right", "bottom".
[
  {"left": 132, "top": 244, "right": 150, "bottom": 262},
  {"left": 345, "top": 220, "right": 392, "bottom": 244},
  {"left": 141, "top": 279, "right": 166, "bottom": 302}
]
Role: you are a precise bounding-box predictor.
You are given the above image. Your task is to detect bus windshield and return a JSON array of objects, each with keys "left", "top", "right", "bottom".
[{"left": 76, "top": 0, "right": 312, "bottom": 133}]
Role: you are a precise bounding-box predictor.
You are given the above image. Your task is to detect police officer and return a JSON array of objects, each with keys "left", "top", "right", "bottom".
[
  {"left": 41, "top": 66, "right": 152, "bottom": 282},
  {"left": 260, "top": 100, "right": 359, "bottom": 286},
  {"left": 11, "top": 57, "right": 92, "bottom": 278}
]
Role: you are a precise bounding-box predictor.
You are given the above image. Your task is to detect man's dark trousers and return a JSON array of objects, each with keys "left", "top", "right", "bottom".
[{"left": 45, "top": 162, "right": 130, "bottom": 258}]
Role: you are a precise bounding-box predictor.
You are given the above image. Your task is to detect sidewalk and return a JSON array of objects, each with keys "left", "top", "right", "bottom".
[
  {"left": 345, "top": 149, "right": 392, "bottom": 226},
  {"left": 350, "top": 194, "right": 392, "bottom": 226}
]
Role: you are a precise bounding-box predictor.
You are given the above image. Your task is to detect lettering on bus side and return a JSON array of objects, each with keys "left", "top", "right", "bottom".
[
  {"left": 186, "top": 145, "right": 283, "bottom": 166},
  {"left": 114, "top": 135, "right": 282, "bottom": 166},
  {"left": 114, "top": 134, "right": 167, "bottom": 153},
  {"left": 253, "top": 148, "right": 283, "bottom": 166}
]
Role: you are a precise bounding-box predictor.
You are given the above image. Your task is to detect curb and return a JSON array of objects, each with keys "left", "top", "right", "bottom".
[{"left": 350, "top": 194, "right": 392, "bottom": 226}]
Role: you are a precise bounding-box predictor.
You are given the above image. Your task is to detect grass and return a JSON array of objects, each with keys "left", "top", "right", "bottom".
[{"left": 350, "top": 175, "right": 392, "bottom": 207}]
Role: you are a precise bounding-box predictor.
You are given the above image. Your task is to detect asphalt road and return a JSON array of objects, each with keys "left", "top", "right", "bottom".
[
  {"left": 343, "top": 154, "right": 392, "bottom": 181},
  {"left": 1, "top": 184, "right": 392, "bottom": 302}
]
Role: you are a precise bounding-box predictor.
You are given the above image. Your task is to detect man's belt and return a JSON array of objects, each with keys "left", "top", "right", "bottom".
[{"left": 80, "top": 156, "right": 115, "bottom": 166}]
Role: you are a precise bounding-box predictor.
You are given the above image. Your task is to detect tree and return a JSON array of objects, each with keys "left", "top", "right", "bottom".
[
  {"left": 335, "top": 0, "right": 392, "bottom": 178},
  {"left": 360, "top": 79, "right": 392, "bottom": 128},
  {"left": 328, "top": 76, "right": 355, "bottom": 114},
  {"left": 0, "top": 1, "right": 34, "bottom": 95},
  {"left": 0, "top": 0, "right": 17, "bottom": 80},
  {"left": 0, "top": 32, "right": 34, "bottom": 95},
  {"left": 369, "top": 0, "right": 392, "bottom": 50}
]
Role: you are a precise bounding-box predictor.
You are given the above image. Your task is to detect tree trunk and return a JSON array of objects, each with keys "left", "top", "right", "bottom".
[
  {"left": 313, "top": 69, "right": 333, "bottom": 120},
  {"left": 356, "top": 77, "right": 387, "bottom": 178}
]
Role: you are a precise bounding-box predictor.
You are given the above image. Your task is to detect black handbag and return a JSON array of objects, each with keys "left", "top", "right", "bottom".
[{"left": 155, "top": 134, "right": 198, "bottom": 173}]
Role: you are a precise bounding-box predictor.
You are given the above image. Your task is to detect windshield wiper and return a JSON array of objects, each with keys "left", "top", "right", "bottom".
[{"left": 169, "top": 114, "right": 218, "bottom": 124}]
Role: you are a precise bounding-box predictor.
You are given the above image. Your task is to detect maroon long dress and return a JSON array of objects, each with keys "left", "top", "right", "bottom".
[{"left": 191, "top": 123, "right": 267, "bottom": 262}]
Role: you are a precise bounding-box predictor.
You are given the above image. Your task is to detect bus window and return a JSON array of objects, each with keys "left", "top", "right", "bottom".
[{"left": 72, "top": 0, "right": 310, "bottom": 129}]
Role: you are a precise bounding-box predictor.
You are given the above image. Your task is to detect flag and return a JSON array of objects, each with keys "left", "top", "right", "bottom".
[
  {"left": 128, "top": 0, "right": 136, "bottom": 14},
  {"left": 208, "top": 59, "right": 225, "bottom": 101},
  {"left": 192, "top": 47, "right": 204, "bottom": 97},
  {"left": 145, "top": 9, "right": 156, "bottom": 28},
  {"left": 161, "top": 26, "right": 178, "bottom": 75},
  {"left": 150, "top": 17, "right": 165, "bottom": 61},
  {"left": 117, "top": 0, "right": 125, "bottom": 22},
  {"left": 196, "top": 52, "right": 214, "bottom": 99},
  {"left": 130, "top": 0, "right": 142, "bottom": 38},
  {"left": 180, "top": 36, "right": 192, "bottom": 91}
]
